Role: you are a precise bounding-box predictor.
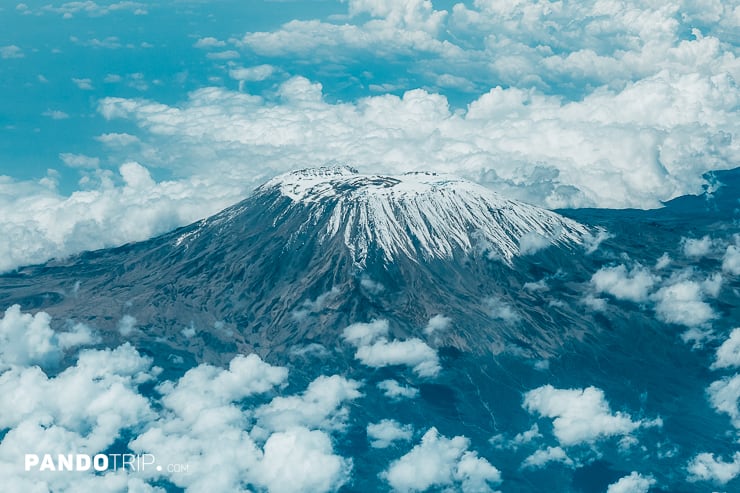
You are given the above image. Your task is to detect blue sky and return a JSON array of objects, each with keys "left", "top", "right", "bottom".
[{"left": 0, "top": 0, "right": 738, "bottom": 270}]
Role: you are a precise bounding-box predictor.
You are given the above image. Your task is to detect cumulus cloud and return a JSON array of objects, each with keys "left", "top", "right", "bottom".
[
  {"left": 377, "top": 379, "right": 419, "bottom": 400},
  {"left": 158, "top": 354, "right": 288, "bottom": 421},
  {"left": 682, "top": 235, "right": 715, "bottom": 257},
  {"left": 96, "top": 63, "right": 739, "bottom": 212},
  {"left": 490, "top": 424, "right": 543, "bottom": 450},
  {"left": 118, "top": 314, "right": 137, "bottom": 336},
  {"left": 712, "top": 328, "right": 740, "bottom": 370},
  {"left": 523, "top": 279, "right": 548, "bottom": 292},
  {"left": 723, "top": 242, "right": 740, "bottom": 275},
  {"left": 95, "top": 132, "right": 140, "bottom": 147},
  {"left": 229, "top": 64, "right": 275, "bottom": 82},
  {"left": 521, "top": 446, "right": 573, "bottom": 470},
  {"left": 0, "top": 305, "right": 95, "bottom": 367},
  {"left": 0, "top": 162, "right": 247, "bottom": 272},
  {"left": 687, "top": 452, "right": 740, "bottom": 484},
  {"left": 59, "top": 152, "right": 100, "bottom": 169},
  {"left": 131, "top": 357, "right": 352, "bottom": 493},
  {"left": 707, "top": 373, "right": 740, "bottom": 428},
  {"left": 0, "top": 343, "right": 157, "bottom": 492},
  {"left": 194, "top": 37, "right": 225, "bottom": 48},
  {"left": 652, "top": 278, "right": 716, "bottom": 327},
  {"left": 356, "top": 339, "right": 441, "bottom": 377},
  {"left": 0, "top": 306, "right": 362, "bottom": 493},
  {"left": 582, "top": 294, "right": 608, "bottom": 311},
  {"left": 367, "top": 419, "right": 413, "bottom": 448},
  {"left": 382, "top": 428, "right": 501, "bottom": 493},
  {"left": 254, "top": 375, "right": 362, "bottom": 432},
  {"left": 606, "top": 472, "right": 656, "bottom": 493},
  {"left": 423, "top": 314, "right": 450, "bottom": 335},
  {"left": 591, "top": 264, "right": 657, "bottom": 303},
  {"left": 72, "top": 77, "right": 94, "bottom": 90},
  {"left": 523, "top": 385, "right": 657, "bottom": 446},
  {"left": 343, "top": 320, "right": 440, "bottom": 377},
  {"left": 240, "top": 0, "right": 454, "bottom": 62},
  {"left": 512, "top": 424, "right": 542, "bottom": 447},
  {"left": 252, "top": 427, "right": 352, "bottom": 493},
  {"left": 343, "top": 320, "right": 389, "bottom": 346},
  {"left": 138, "top": 353, "right": 358, "bottom": 493}
]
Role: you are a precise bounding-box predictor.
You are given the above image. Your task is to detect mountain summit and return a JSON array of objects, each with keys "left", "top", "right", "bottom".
[{"left": 254, "top": 166, "right": 589, "bottom": 265}]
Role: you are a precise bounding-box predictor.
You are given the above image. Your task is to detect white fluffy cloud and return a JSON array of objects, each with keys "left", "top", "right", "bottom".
[
  {"left": 682, "top": 236, "right": 715, "bottom": 257},
  {"left": 0, "top": 343, "right": 157, "bottom": 492},
  {"left": 0, "top": 162, "right": 246, "bottom": 272},
  {"left": 0, "top": 305, "right": 357, "bottom": 493},
  {"left": 723, "top": 243, "right": 740, "bottom": 275},
  {"left": 0, "top": 305, "right": 95, "bottom": 367},
  {"left": 377, "top": 379, "right": 419, "bottom": 400},
  {"left": 253, "top": 427, "right": 352, "bottom": 493},
  {"left": 343, "top": 320, "right": 441, "bottom": 377},
  {"left": 707, "top": 373, "right": 740, "bottom": 428},
  {"left": 521, "top": 446, "right": 573, "bottom": 470},
  {"left": 133, "top": 358, "right": 353, "bottom": 493},
  {"left": 157, "top": 354, "right": 288, "bottom": 422},
  {"left": 591, "top": 264, "right": 657, "bottom": 303},
  {"left": 423, "top": 314, "right": 450, "bottom": 335},
  {"left": 687, "top": 451, "right": 740, "bottom": 484},
  {"left": 356, "top": 339, "right": 441, "bottom": 377},
  {"left": 72, "top": 77, "right": 94, "bottom": 90},
  {"left": 712, "top": 328, "right": 740, "bottom": 370},
  {"left": 60, "top": 152, "right": 100, "bottom": 169},
  {"left": 229, "top": 64, "right": 275, "bottom": 82},
  {"left": 382, "top": 427, "right": 501, "bottom": 493},
  {"left": 652, "top": 278, "right": 716, "bottom": 327},
  {"left": 343, "top": 320, "right": 390, "bottom": 346},
  {"left": 96, "top": 70, "right": 738, "bottom": 214},
  {"left": 606, "top": 472, "right": 656, "bottom": 493},
  {"left": 523, "top": 385, "right": 656, "bottom": 446},
  {"left": 254, "top": 375, "right": 362, "bottom": 432},
  {"left": 194, "top": 37, "right": 225, "bottom": 48},
  {"left": 367, "top": 419, "right": 413, "bottom": 448}
]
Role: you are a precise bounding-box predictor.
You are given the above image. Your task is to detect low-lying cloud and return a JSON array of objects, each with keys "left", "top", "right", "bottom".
[
  {"left": 523, "top": 384, "right": 659, "bottom": 446},
  {"left": 343, "top": 320, "right": 441, "bottom": 377}
]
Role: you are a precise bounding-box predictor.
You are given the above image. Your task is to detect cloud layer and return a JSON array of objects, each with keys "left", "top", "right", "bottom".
[{"left": 0, "top": 306, "right": 361, "bottom": 493}]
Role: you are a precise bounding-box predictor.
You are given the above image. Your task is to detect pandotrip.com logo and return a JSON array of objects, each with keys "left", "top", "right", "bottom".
[{"left": 25, "top": 453, "right": 190, "bottom": 473}]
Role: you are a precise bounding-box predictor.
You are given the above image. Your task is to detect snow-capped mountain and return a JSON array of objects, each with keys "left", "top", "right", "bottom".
[{"left": 252, "top": 166, "right": 589, "bottom": 265}]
